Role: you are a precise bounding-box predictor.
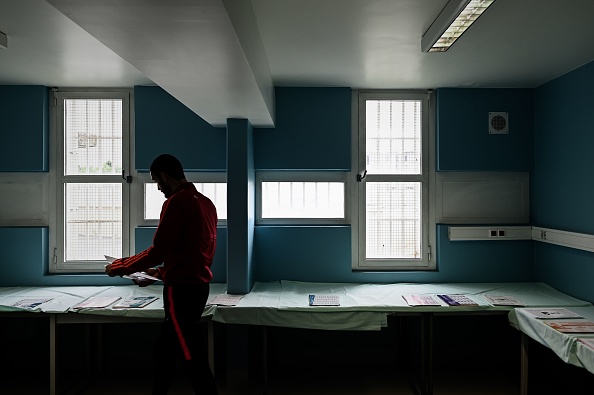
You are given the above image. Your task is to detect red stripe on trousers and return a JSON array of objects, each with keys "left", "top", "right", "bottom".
[{"left": 167, "top": 287, "right": 192, "bottom": 361}]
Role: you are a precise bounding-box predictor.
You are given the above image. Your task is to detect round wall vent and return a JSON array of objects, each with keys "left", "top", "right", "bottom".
[{"left": 489, "top": 112, "right": 508, "bottom": 134}]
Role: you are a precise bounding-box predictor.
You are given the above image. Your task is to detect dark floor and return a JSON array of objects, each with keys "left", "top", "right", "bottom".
[
  {"left": 2, "top": 316, "right": 593, "bottom": 395},
  {"left": 4, "top": 367, "right": 520, "bottom": 395}
]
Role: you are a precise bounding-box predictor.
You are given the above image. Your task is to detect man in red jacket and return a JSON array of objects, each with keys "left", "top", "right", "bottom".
[{"left": 105, "top": 153, "right": 218, "bottom": 395}]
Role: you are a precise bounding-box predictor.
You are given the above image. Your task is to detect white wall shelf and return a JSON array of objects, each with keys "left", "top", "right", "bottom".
[
  {"left": 449, "top": 225, "right": 594, "bottom": 254},
  {"left": 449, "top": 226, "right": 532, "bottom": 241},
  {"left": 532, "top": 226, "right": 594, "bottom": 253}
]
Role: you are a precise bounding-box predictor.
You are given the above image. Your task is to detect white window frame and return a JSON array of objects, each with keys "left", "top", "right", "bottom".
[
  {"left": 256, "top": 171, "right": 350, "bottom": 225},
  {"left": 352, "top": 90, "right": 436, "bottom": 271},
  {"left": 49, "top": 89, "right": 133, "bottom": 273},
  {"left": 135, "top": 172, "right": 228, "bottom": 228}
]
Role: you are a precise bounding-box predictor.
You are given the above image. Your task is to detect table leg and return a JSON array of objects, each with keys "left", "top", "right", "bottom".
[
  {"left": 521, "top": 332, "right": 528, "bottom": 395},
  {"left": 263, "top": 326, "right": 269, "bottom": 395},
  {"left": 49, "top": 314, "right": 56, "bottom": 395},
  {"left": 420, "top": 312, "right": 433, "bottom": 395},
  {"left": 208, "top": 320, "right": 215, "bottom": 376}
]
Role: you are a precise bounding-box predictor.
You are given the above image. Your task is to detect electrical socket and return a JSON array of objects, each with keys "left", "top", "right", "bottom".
[{"left": 489, "top": 229, "right": 506, "bottom": 238}]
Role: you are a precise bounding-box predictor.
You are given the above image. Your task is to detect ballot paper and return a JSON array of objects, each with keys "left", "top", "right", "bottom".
[
  {"left": 105, "top": 255, "right": 160, "bottom": 282},
  {"left": 123, "top": 272, "right": 161, "bottom": 282},
  {"left": 12, "top": 298, "right": 53, "bottom": 309},
  {"left": 208, "top": 293, "right": 244, "bottom": 306},
  {"left": 546, "top": 321, "right": 594, "bottom": 333},
  {"left": 483, "top": 295, "right": 524, "bottom": 306},
  {"left": 520, "top": 307, "right": 582, "bottom": 319},
  {"left": 113, "top": 296, "right": 158, "bottom": 309},
  {"left": 402, "top": 294, "right": 441, "bottom": 306},
  {"left": 309, "top": 294, "right": 340, "bottom": 306},
  {"left": 72, "top": 296, "right": 121, "bottom": 309}
]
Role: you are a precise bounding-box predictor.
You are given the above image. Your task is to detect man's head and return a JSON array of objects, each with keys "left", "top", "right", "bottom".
[{"left": 150, "top": 154, "right": 186, "bottom": 198}]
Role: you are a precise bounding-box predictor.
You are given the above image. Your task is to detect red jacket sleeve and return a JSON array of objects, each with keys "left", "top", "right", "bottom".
[{"left": 109, "top": 196, "right": 183, "bottom": 275}]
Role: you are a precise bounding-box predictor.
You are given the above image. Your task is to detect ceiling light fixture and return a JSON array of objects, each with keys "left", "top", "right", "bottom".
[
  {"left": 0, "top": 31, "right": 6, "bottom": 49},
  {"left": 421, "top": 0, "right": 495, "bottom": 53}
]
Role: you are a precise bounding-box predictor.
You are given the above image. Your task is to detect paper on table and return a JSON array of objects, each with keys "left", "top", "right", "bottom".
[
  {"left": 72, "top": 296, "right": 121, "bottom": 309},
  {"left": 208, "top": 293, "right": 244, "bottom": 306},
  {"left": 12, "top": 298, "right": 53, "bottom": 309},
  {"left": 402, "top": 294, "right": 441, "bottom": 306},
  {"left": 520, "top": 307, "right": 582, "bottom": 319},
  {"left": 105, "top": 255, "right": 160, "bottom": 282},
  {"left": 545, "top": 321, "right": 594, "bottom": 333},
  {"left": 113, "top": 296, "right": 158, "bottom": 309},
  {"left": 437, "top": 294, "right": 478, "bottom": 306},
  {"left": 483, "top": 295, "right": 524, "bottom": 306},
  {"left": 309, "top": 294, "right": 340, "bottom": 306}
]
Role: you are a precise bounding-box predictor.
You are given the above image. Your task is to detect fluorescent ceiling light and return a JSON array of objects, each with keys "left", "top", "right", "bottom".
[
  {"left": 422, "top": 0, "right": 495, "bottom": 53},
  {"left": 0, "top": 31, "right": 6, "bottom": 50}
]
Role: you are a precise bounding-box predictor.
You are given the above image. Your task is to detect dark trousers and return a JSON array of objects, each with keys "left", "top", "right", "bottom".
[{"left": 152, "top": 283, "right": 217, "bottom": 395}]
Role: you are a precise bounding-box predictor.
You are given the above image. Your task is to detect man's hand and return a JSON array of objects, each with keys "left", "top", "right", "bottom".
[
  {"left": 133, "top": 278, "right": 156, "bottom": 287},
  {"left": 133, "top": 268, "right": 159, "bottom": 287},
  {"left": 104, "top": 263, "right": 117, "bottom": 277}
]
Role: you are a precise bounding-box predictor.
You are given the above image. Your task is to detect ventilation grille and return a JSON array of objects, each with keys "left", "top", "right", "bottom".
[{"left": 489, "top": 112, "right": 508, "bottom": 134}]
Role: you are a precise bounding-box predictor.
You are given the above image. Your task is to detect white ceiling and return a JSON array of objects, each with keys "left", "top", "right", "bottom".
[{"left": 1, "top": 0, "right": 594, "bottom": 127}]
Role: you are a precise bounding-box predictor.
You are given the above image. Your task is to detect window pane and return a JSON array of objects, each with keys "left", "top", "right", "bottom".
[
  {"left": 366, "top": 182, "right": 421, "bottom": 259},
  {"left": 64, "top": 183, "right": 122, "bottom": 261},
  {"left": 366, "top": 100, "right": 421, "bottom": 175},
  {"left": 64, "top": 99, "right": 122, "bottom": 176},
  {"left": 262, "top": 181, "right": 345, "bottom": 218},
  {"left": 144, "top": 183, "right": 227, "bottom": 220},
  {"left": 144, "top": 183, "right": 164, "bottom": 220}
]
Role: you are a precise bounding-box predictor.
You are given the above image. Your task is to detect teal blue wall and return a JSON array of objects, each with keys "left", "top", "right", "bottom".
[
  {"left": 0, "top": 86, "right": 48, "bottom": 172},
  {"left": 134, "top": 86, "right": 227, "bottom": 172},
  {"left": 435, "top": 226, "right": 533, "bottom": 282},
  {"left": 252, "top": 87, "right": 534, "bottom": 283},
  {"left": 532, "top": 60, "right": 594, "bottom": 302},
  {"left": 436, "top": 88, "right": 533, "bottom": 171},
  {"left": 0, "top": 227, "right": 49, "bottom": 286},
  {"left": 254, "top": 225, "right": 533, "bottom": 283},
  {"left": 0, "top": 85, "right": 229, "bottom": 286},
  {"left": 3, "top": 79, "right": 592, "bottom": 294},
  {"left": 0, "top": 226, "right": 127, "bottom": 286},
  {"left": 254, "top": 87, "right": 351, "bottom": 170}
]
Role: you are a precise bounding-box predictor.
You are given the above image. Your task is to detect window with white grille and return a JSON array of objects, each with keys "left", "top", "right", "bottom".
[
  {"left": 51, "top": 91, "right": 131, "bottom": 272},
  {"left": 144, "top": 182, "right": 227, "bottom": 221},
  {"left": 354, "top": 91, "right": 435, "bottom": 270},
  {"left": 257, "top": 173, "right": 348, "bottom": 224}
]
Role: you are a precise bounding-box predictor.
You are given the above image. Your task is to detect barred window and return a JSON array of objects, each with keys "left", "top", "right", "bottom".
[
  {"left": 257, "top": 172, "right": 348, "bottom": 225},
  {"left": 51, "top": 91, "right": 131, "bottom": 272},
  {"left": 354, "top": 92, "right": 434, "bottom": 270},
  {"left": 144, "top": 182, "right": 227, "bottom": 221}
]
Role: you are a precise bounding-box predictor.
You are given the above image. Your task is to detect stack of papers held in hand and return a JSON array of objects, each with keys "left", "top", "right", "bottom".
[
  {"left": 105, "top": 255, "right": 160, "bottom": 282},
  {"left": 123, "top": 272, "right": 161, "bottom": 282}
]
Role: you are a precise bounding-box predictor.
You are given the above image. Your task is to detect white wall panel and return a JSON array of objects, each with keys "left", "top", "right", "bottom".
[
  {"left": 436, "top": 172, "right": 529, "bottom": 224},
  {"left": 0, "top": 173, "right": 49, "bottom": 226}
]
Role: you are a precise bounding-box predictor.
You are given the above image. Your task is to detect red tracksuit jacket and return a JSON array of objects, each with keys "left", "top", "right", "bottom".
[{"left": 110, "top": 182, "right": 217, "bottom": 285}]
